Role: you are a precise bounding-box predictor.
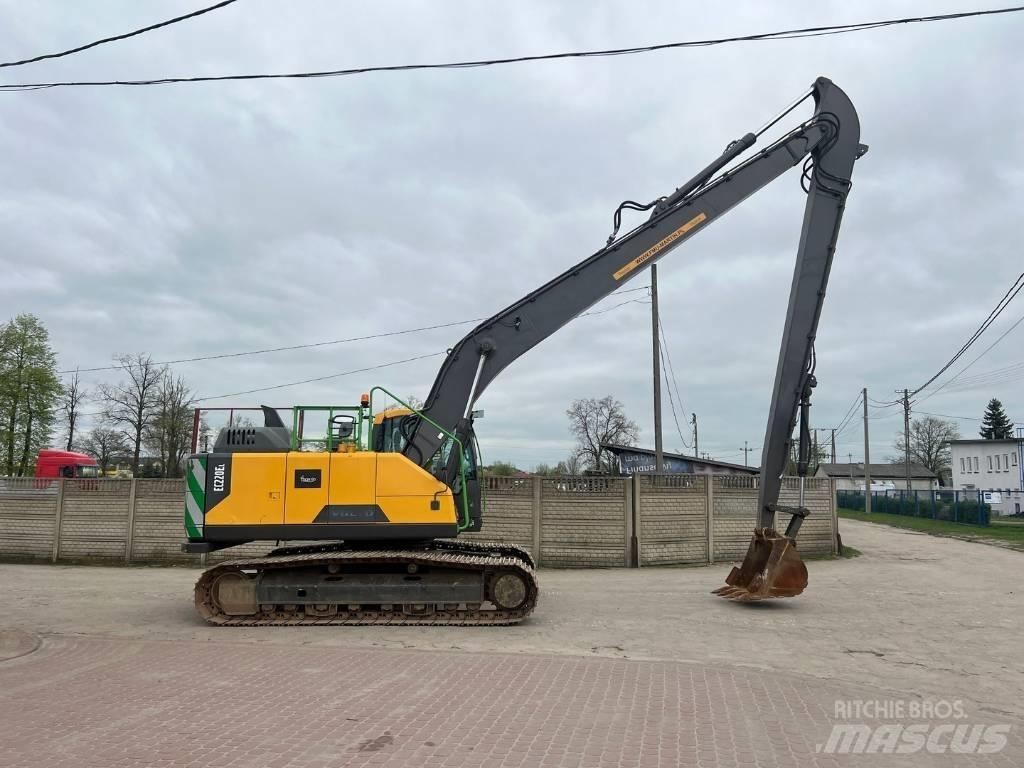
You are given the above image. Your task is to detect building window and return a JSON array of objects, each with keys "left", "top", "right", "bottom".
[
  {"left": 959, "top": 458, "right": 965, "bottom": 473},
  {"left": 988, "top": 456, "right": 993, "bottom": 471},
  {"left": 1013, "top": 453, "right": 1019, "bottom": 467},
  {"left": 974, "top": 457, "right": 979, "bottom": 472},
  {"left": 1005, "top": 454, "right": 1010, "bottom": 471}
]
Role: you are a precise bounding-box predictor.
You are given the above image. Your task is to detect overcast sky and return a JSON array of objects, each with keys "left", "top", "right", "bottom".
[{"left": 1, "top": 1, "right": 1022, "bottom": 469}]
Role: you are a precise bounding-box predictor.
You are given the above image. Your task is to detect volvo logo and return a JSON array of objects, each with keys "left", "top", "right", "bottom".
[{"left": 295, "top": 469, "right": 322, "bottom": 488}]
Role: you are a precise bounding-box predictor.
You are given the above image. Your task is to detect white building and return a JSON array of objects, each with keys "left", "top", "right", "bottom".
[{"left": 949, "top": 438, "right": 1023, "bottom": 516}]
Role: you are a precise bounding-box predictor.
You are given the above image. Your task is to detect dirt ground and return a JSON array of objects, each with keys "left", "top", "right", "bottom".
[{"left": 1, "top": 519, "right": 1022, "bottom": 767}]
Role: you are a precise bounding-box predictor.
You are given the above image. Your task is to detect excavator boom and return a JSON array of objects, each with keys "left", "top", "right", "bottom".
[{"left": 184, "top": 76, "right": 864, "bottom": 623}]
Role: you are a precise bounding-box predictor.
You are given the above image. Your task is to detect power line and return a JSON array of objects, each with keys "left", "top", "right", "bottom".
[
  {"left": 656, "top": 314, "right": 692, "bottom": 449},
  {"left": 58, "top": 318, "right": 482, "bottom": 374},
  {"left": 658, "top": 338, "right": 691, "bottom": 450},
  {"left": 59, "top": 285, "right": 652, "bottom": 374},
  {"left": 3, "top": 5, "right": 1021, "bottom": 90},
  {"left": 194, "top": 352, "right": 444, "bottom": 402},
  {"left": 831, "top": 391, "right": 864, "bottom": 436},
  {"left": 911, "top": 271, "right": 1024, "bottom": 396},
  {"left": 0, "top": 0, "right": 240, "bottom": 70},
  {"left": 917, "top": 308, "right": 1024, "bottom": 404}
]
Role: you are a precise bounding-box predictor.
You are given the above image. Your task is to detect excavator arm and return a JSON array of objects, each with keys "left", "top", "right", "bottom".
[{"left": 405, "top": 77, "right": 864, "bottom": 560}]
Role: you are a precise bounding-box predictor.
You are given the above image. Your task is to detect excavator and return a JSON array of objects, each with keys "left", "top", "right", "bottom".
[{"left": 182, "top": 76, "right": 865, "bottom": 624}]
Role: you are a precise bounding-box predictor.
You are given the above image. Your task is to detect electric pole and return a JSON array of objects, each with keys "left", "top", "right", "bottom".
[
  {"left": 691, "top": 412, "right": 698, "bottom": 458},
  {"left": 743, "top": 440, "right": 749, "bottom": 466},
  {"left": 651, "top": 264, "right": 663, "bottom": 472},
  {"left": 897, "top": 387, "right": 911, "bottom": 491},
  {"left": 813, "top": 428, "right": 819, "bottom": 474},
  {"left": 862, "top": 387, "right": 871, "bottom": 514},
  {"left": 848, "top": 453, "right": 854, "bottom": 485},
  {"left": 831, "top": 428, "right": 836, "bottom": 464}
]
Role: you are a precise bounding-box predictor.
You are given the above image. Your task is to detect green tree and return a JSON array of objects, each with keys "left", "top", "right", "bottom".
[
  {"left": 483, "top": 460, "right": 520, "bottom": 477},
  {"left": 980, "top": 398, "right": 1014, "bottom": 440},
  {"left": 0, "top": 314, "right": 61, "bottom": 476}
]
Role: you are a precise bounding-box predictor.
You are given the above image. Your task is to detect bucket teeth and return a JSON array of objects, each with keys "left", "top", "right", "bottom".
[{"left": 712, "top": 528, "right": 808, "bottom": 601}]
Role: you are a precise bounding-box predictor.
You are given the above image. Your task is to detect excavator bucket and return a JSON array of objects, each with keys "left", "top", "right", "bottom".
[{"left": 712, "top": 528, "right": 807, "bottom": 601}]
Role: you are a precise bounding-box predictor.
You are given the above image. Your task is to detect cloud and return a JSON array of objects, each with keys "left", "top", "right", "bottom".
[{"left": 1, "top": 0, "right": 1022, "bottom": 467}]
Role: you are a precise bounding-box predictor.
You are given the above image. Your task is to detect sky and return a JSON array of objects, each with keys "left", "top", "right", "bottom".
[{"left": 1, "top": 0, "right": 1022, "bottom": 469}]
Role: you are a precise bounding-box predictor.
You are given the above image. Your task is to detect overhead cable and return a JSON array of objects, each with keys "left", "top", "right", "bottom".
[{"left": 3, "top": 6, "right": 1021, "bottom": 90}]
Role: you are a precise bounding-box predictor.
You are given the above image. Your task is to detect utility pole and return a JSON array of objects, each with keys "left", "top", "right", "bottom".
[
  {"left": 651, "top": 264, "right": 663, "bottom": 472},
  {"left": 743, "top": 440, "right": 749, "bottom": 467},
  {"left": 848, "top": 453, "right": 854, "bottom": 484},
  {"left": 863, "top": 387, "right": 871, "bottom": 514},
  {"left": 691, "top": 412, "right": 698, "bottom": 458},
  {"left": 831, "top": 429, "right": 836, "bottom": 464},
  {"left": 813, "top": 428, "right": 819, "bottom": 474},
  {"left": 897, "top": 387, "right": 912, "bottom": 491}
]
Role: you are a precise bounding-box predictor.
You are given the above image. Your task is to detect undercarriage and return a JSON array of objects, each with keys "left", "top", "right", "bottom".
[{"left": 194, "top": 540, "right": 538, "bottom": 626}]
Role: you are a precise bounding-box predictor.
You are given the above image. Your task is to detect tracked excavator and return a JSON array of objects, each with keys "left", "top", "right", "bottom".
[{"left": 183, "top": 76, "right": 865, "bottom": 624}]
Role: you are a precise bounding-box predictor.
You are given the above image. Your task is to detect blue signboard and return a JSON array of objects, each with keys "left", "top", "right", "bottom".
[{"left": 616, "top": 450, "right": 692, "bottom": 475}]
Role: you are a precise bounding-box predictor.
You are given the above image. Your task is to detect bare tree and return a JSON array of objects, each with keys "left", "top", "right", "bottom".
[
  {"left": 99, "top": 354, "right": 165, "bottom": 475},
  {"left": 145, "top": 373, "right": 194, "bottom": 478},
  {"left": 893, "top": 416, "right": 960, "bottom": 478},
  {"left": 197, "top": 418, "right": 213, "bottom": 453},
  {"left": 557, "top": 451, "right": 584, "bottom": 475},
  {"left": 566, "top": 396, "right": 639, "bottom": 473},
  {"left": 60, "top": 369, "right": 87, "bottom": 451},
  {"left": 79, "top": 427, "right": 128, "bottom": 473}
]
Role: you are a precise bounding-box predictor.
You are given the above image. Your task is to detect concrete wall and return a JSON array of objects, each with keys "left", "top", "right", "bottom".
[{"left": 0, "top": 474, "right": 837, "bottom": 567}]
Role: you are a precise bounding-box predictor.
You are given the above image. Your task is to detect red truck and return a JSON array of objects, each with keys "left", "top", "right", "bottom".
[{"left": 34, "top": 449, "right": 100, "bottom": 479}]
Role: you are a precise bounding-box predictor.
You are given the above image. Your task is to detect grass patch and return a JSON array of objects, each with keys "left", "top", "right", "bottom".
[
  {"left": 839, "top": 508, "right": 1024, "bottom": 550},
  {"left": 802, "top": 544, "right": 862, "bottom": 561}
]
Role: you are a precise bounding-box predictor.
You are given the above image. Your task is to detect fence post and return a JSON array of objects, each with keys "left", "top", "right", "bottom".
[
  {"left": 531, "top": 476, "right": 542, "bottom": 567},
  {"left": 125, "top": 479, "right": 138, "bottom": 564},
  {"left": 51, "top": 479, "right": 65, "bottom": 563},
  {"left": 829, "top": 478, "right": 838, "bottom": 554},
  {"left": 954, "top": 491, "right": 960, "bottom": 523},
  {"left": 705, "top": 475, "right": 715, "bottom": 564},
  {"left": 624, "top": 477, "right": 635, "bottom": 568}
]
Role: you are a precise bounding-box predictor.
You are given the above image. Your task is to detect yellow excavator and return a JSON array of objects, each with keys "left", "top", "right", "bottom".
[{"left": 183, "top": 76, "right": 865, "bottom": 624}]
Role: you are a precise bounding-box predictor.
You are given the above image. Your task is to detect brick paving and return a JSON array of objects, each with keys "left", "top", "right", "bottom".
[{"left": 0, "top": 634, "right": 1020, "bottom": 767}]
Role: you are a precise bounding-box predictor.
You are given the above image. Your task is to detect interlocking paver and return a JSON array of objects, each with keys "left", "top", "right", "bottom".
[{"left": 0, "top": 634, "right": 1020, "bottom": 767}]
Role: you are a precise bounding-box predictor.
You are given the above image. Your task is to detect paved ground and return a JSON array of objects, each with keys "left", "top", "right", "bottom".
[{"left": 1, "top": 519, "right": 1021, "bottom": 766}]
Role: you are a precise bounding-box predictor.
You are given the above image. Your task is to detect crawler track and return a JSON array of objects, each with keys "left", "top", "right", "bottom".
[{"left": 195, "top": 540, "right": 538, "bottom": 626}]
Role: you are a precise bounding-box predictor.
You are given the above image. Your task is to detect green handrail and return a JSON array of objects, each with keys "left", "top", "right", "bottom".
[{"left": 368, "top": 386, "right": 472, "bottom": 532}]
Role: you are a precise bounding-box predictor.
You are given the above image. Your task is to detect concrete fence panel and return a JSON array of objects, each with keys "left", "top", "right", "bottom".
[
  {"left": 636, "top": 474, "right": 708, "bottom": 565},
  {"left": 462, "top": 477, "right": 535, "bottom": 554},
  {"left": 0, "top": 473, "right": 837, "bottom": 567},
  {"left": 540, "top": 477, "right": 628, "bottom": 567},
  {"left": 0, "top": 478, "right": 57, "bottom": 562},
  {"left": 712, "top": 476, "right": 762, "bottom": 561},
  {"left": 58, "top": 480, "right": 131, "bottom": 562},
  {"left": 132, "top": 480, "right": 196, "bottom": 563}
]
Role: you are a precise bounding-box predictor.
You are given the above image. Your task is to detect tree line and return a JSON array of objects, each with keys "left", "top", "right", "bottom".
[{"left": 1, "top": 314, "right": 194, "bottom": 477}]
